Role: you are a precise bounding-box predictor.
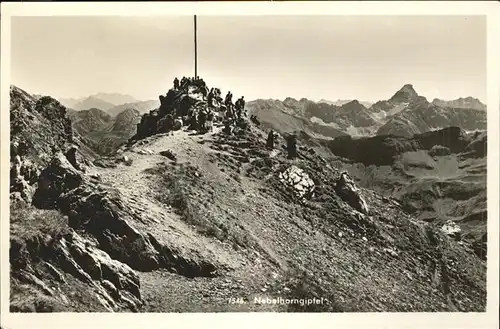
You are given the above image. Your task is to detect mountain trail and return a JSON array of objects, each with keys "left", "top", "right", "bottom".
[{"left": 9, "top": 82, "right": 487, "bottom": 313}]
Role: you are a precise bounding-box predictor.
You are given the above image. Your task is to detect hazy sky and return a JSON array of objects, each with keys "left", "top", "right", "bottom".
[{"left": 11, "top": 15, "right": 486, "bottom": 102}]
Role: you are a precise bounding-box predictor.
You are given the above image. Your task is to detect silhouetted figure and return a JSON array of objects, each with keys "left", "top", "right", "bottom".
[
  {"left": 225, "top": 105, "right": 235, "bottom": 125},
  {"left": 240, "top": 96, "right": 246, "bottom": 116},
  {"left": 207, "top": 88, "right": 214, "bottom": 108},
  {"left": 286, "top": 134, "right": 298, "bottom": 159},
  {"left": 206, "top": 110, "right": 214, "bottom": 132},
  {"left": 198, "top": 110, "right": 207, "bottom": 133},
  {"left": 266, "top": 130, "right": 275, "bottom": 150},
  {"left": 187, "top": 109, "right": 198, "bottom": 131},
  {"left": 173, "top": 77, "right": 179, "bottom": 90},
  {"left": 223, "top": 119, "right": 232, "bottom": 135},
  {"left": 165, "top": 114, "right": 175, "bottom": 131},
  {"left": 250, "top": 115, "right": 260, "bottom": 126},
  {"left": 65, "top": 145, "right": 84, "bottom": 171},
  {"left": 235, "top": 97, "right": 243, "bottom": 118},
  {"left": 236, "top": 96, "right": 245, "bottom": 113},
  {"left": 225, "top": 91, "right": 233, "bottom": 108},
  {"left": 180, "top": 77, "right": 188, "bottom": 90}
]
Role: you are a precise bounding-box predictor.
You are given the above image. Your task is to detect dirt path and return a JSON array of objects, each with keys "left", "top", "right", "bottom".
[{"left": 86, "top": 126, "right": 288, "bottom": 311}]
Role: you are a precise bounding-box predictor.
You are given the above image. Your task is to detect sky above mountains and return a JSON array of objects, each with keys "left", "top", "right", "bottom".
[{"left": 11, "top": 15, "right": 486, "bottom": 103}]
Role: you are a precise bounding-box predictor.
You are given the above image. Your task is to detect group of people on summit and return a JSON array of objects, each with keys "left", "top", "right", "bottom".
[
  {"left": 171, "top": 76, "right": 246, "bottom": 135},
  {"left": 167, "top": 76, "right": 297, "bottom": 159}
]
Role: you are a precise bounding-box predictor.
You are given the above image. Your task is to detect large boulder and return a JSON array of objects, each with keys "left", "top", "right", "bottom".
[
  {"left": 334, "top": 172, "right": 369, "bottom": 215},
  {"left": 279, "top": 165, "right": 315, "bottom": 199},
  {"left": 441, "top": 220, "right": 461, "bottom": 239},
  {"left": 32, "top": 152, "right": 84, "bottom": 209},
  {"left": 428, "top": 144, "right": 451, "bottom": 157},
  {"left": 10, "top": 155, "right": 40, "bottom": 203}
]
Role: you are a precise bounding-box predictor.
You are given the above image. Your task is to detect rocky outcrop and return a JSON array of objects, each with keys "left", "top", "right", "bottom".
[
  {"left": 10, "top": 86, "right": 74, "bottom": 163},
  {"left": 10, "top": 155, "right": 40, "bottom": 203},
  {"left": 9, "top": 86, "right": 87, "bottom": 203},
  {"left": 428, "top": 145, "right": 452, "bottom": 157},
  {"left": 33, "top": 152, "right": 219, "bottom": 277},
  {"left": 441, "top": 220, "right": 461, "bottom": 239},
  {"left": 10, "top": 210, "right": 142, "bottom": 312},
  {"left": 132, "top": 85, "right": 205, "bottom": 142},
  {"left": 334, "top": 172, "right": 369, "bottom": 215},
  {"left": 278, "top": 166, "right": 315, "bottom": 199},
  {"left": 55, "top": 230, "right": 143, "bottom": 311}
]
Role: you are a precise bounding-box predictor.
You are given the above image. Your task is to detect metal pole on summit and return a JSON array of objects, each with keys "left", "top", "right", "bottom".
[{"left": 194, "top": 15, "right": 198, "bottom": 79}]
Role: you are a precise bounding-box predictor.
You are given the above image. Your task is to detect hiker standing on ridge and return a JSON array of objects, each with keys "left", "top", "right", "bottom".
[
  {"left": 215, "top": 88, "right": 223, "bottom": 104},
  {"left": 173, "top": 77, "right": 179, "bottom": 90},
  {"left": 225, "top": 91, "right": 233, "bottom": 109},
  {"left": 207, "top": 88, "right": 214, "bottom": 108},
  {"left": 235, "top": 96, "right": 245, "bottom": 119},
  {"left": 240, "top": 96, "right": 246, "bottom": 116},
  {"left": 165, "top": 114, "right": 175, "bottom": 132},
  {"left": 223, "top": 117, "right": 232, "bottom": 135},
  {"left": 286, "top": 134, "right": 298, "bottom": 159},
  {"left": 235, "top": 98, "right": 242, "bottom": 119},
  {"left": 266, "top": 130, "right": 275, "bottom": 150},
  {"left": 180, "top": 77, "right": 188, "bottom": 90}
]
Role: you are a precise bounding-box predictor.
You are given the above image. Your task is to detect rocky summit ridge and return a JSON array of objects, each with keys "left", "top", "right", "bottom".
[{"left": 9, "top": 80, "right": 486, "bottom": 312}]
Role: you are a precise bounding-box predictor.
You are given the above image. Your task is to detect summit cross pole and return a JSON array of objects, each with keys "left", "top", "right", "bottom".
[{"left": 194, "top": 15, "right": 198, "bottom": 79}]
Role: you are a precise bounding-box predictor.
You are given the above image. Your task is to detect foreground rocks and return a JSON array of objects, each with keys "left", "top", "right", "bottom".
[
  {"left": 33, "top": 152, "right": 220, "bottom": 277},
  {"left": 334, "top": 172, "right": 370, "bottom": 215},
  {"left": 11, "top": 148, "right": 224, "bottom": 312}
]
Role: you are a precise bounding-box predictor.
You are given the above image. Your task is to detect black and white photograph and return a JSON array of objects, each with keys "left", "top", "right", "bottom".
[{"left": 1, "top": 2, "right": 499, "bottom": 329}]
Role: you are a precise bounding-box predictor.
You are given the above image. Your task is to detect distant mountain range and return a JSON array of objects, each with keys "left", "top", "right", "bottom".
[
  {"left": 247, "top": 84, "right": 487, "bottom": 139},
  {"left": 55, "top": 93, "right": 159, "bottom": 155},
  {"left": 431, "top": 97, "right": 486, "bottom": 111},
  {"left": 58, "top": 93, "right": 160, "bottom": 116},
  {"left": 319, "top": 99, "right": 374, "bottom": 109},
  {"left": 107, "top": 100, "right": 160, "bottom": 117},
  {"left": 66, "top": 106, "right": 142, "bottom": 155}
]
